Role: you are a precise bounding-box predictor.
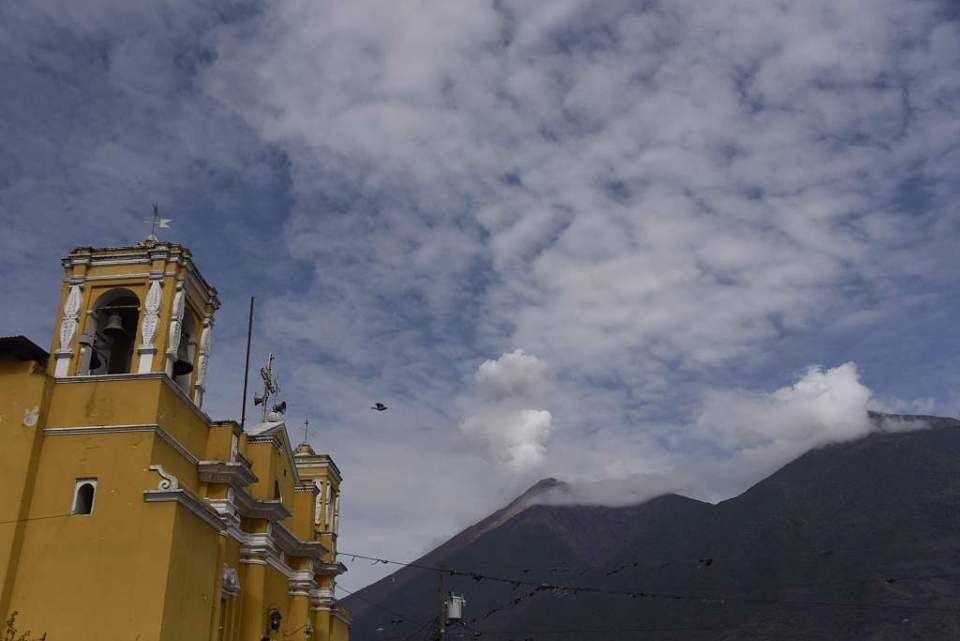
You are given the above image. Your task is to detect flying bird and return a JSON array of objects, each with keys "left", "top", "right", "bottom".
[{"left": 371, "top": 402, "right": 388, "bottom": 411}]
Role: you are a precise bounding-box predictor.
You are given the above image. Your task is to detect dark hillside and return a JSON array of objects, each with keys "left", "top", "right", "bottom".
[{"left": 345, "top": 414, "right": 960, "bottom": 640}]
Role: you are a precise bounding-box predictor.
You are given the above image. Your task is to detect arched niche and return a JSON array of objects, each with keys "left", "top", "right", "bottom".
[{"left": 80, "top": 288, "right": 140, "bottom": 375}]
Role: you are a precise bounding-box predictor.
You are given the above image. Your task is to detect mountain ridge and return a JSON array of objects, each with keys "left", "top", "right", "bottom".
[{"left": 345, "top": 413, "right": 960, "bottom": 640}]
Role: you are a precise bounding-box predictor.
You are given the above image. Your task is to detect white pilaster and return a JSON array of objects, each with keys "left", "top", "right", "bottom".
[{"left": 137, "top": 278, "right": 163, "bottom": 373}]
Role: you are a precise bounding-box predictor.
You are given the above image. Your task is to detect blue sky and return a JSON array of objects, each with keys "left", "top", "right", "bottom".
[{"left": 2, "top": 0, "right": 959, "bottom": 588}]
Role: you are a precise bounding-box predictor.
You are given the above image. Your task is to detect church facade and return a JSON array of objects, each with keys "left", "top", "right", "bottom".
[{"left": 0, "top": 240, "right": 350, "bottom": 641}]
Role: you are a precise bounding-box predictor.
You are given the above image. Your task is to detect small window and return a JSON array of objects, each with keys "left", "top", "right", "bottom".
[
  {"left": 273, "top": 480, "right": 282, "bottom": 501},
  {"left": 72, "top": 479, "right": 97, "bottom": 515}
]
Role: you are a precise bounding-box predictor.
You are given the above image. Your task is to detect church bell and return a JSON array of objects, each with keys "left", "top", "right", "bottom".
[
  {"left": 172, "top": 342, "right": 194, "bottom": 377},
  {"left": 102, "top": 311, "right": 126, "bottom": 337}
]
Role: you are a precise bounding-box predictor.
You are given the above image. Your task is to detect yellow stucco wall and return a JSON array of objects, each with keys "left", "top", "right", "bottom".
[
  {"left": 5, "top": 430, "right": 177, "bottom": 640},
  {"left": 0, "top": 360, "right": 51, "bottom": 619},
  {"left": 159, "top": 508, "right": 225, "bottom": 641}
]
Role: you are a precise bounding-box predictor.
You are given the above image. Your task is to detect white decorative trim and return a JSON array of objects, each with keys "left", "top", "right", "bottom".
[
  {"left": 310, "top": 587, "right": 335, "bottom": 604},
  {"left": 137, "top": 279, "right": 163, "bottom": 374},
  {"left": 239, "top": 532, "right": 296, "bottom": 578},
  {"left": 198, "top": 460, "right": 258, "bottom": 488},
  {"left": 58, "top": 285, "right": 83, "bottom": 367},
  {"left": 288, "top": 569, "right": 317, "bottom": 596},
  {"left": 44, "top": 424, "right": 200, "bottom": 466},
  {"left": 143, "top": 488, "right": 225, "bottom": 531},
  {"left": 140, "top": 280, "right": 162, "bottom": 348},
  {"left": 206, "top": 497, "right": 242, "bottom": 529},
  {"left": 165, "top": 282, "right": 185, "bottom": 374},
  {"left": 84, "top": 258, "right": 152, "bottom": 267},
  {"left": 222, "top": 564, "right": 241, "bottom": 596},
  {"left": 80, "top": 272, "right": 152, "bottom": 281},
  {"left": 273, "top": 521, "right": 328, "bottom": 558},
  {"left": 314, "top": 561, "right": 347, "bottom": 577},
  {"left": 72, "top": 478, "right": 98, "bottom": 515},
  {"left": 295, "top": 457, "right": 343, "bottom": 483},
  {"left": 148, "top": 464, "right": 180, "bottom": 490},
  {"left": 232, "top": 487, "right": 292, "bottom": 520},
  {"left": 193, "top": 318, "right": 213, "bottom": 405},
  {"left": 22, "top": 406, "right": 39, "bottom": 428}
]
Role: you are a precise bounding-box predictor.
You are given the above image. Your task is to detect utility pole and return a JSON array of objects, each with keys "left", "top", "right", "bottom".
[{"left": 434, "top": 561, "right": 447, "bottom": 641}]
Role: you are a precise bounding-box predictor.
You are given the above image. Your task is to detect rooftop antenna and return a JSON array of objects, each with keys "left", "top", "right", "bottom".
[
  {"left": 145, "top": 203, "right": 172, "bottom": 241},
  {"left": 240, "top": 296, "right": 255, "bottom": 428},
  {"left": 253, "top": 352, "right": 283, "bottom": 422}
]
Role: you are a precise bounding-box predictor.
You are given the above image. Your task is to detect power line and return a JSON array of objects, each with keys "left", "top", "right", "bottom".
[
  {"left": 336, "top": 583, "right": 430, "bottom": 628},
  {"left": 345, "top": 536, "right": 960, "bottom": 582},
  {"left": 337, "top": 549, "right": 960, "bottom": 595},
  {"left": 336, "top": 551, "right": 960, "bottom": 615},
  {"left": 0, "top": 513, "right": 73, "bottom": 526},
  {"left": 467, "top": 622, "right": 772, "bottom": 636}
]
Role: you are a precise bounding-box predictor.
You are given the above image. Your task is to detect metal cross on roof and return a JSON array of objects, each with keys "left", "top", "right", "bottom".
[
  {"left": 253, "top": 353, "right": 283, "bottom": 422},
  {"left": 145, "top": 203, "right": 172, "bottom": 241}
]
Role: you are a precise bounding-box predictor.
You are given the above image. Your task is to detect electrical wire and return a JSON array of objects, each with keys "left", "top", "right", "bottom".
[
  {"left": 336, "top": 551, "right": 960, "bottom": 615},
  {"left": 342, "top": 536, "right": 960, "bottom": 583},
  {"left": 0, "top": 513, "right": 73, "bottom": 526},
  {"left": 336, "top": 583, "right": 431, "bottom": 628}
]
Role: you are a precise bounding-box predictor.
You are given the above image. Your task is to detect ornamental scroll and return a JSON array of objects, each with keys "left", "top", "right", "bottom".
[
  {"left": 58, "top": 285, "right": 82, "bottom": 351},
  {"left": 195, "top": 321, "right": 213, "bottom": 386},
  {"left": 140, "top": 280, "right": 162, "bottom": 347},
  {"left": 166, "top": 284, "right": 185, "bottom": 358}
]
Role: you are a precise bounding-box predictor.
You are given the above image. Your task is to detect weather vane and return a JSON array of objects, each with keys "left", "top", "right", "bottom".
[
  {"left": 302, "top": 416, "right": 311, "bottom": 444},
  {"left": 145, "top": 203, "right": 172, "bottom": 241},
  {"left": 253, "top": 353, "right": 286, "bottom": 421}
]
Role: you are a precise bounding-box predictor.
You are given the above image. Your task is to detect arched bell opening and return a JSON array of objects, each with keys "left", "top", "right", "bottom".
[
  {"left": 172, "top": 306, "right": 198, "bottom": 392},
  {"left": 80, "top": 289, "right": 140, "bottom": 375}
]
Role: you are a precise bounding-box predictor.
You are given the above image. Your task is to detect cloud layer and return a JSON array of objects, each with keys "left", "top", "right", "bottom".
[{"left": 2, "top": 0, "right": 959, "bottom": 589}]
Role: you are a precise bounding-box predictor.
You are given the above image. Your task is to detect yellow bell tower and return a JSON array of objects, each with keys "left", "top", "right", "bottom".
[
  {"left": 1, "top": 235, "right": 351, "bottom": 641},
  {"left": 51, "top": 239, "right": 220, "bottom": 405},
  {"left": 295, "top": 438, "right": 352, "bottom": 640}
]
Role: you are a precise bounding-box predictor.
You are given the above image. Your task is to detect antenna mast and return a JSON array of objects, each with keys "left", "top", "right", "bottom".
[{"left": 240, "top": 296, "right": 255, "bottom": 427}]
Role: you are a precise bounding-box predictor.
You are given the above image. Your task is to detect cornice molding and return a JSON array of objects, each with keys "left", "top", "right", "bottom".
[
  {"left": 314, "top": 561, "right": 347, "bottom": 577},
  {"left": 143, "top": 488, "right": 224, "bottom": 531},
  {"left": 53, "top": 372, "right": 213, "bottom": 425},
  {"left": 294, "top": 484, "right": 320, "bottom": 495},
  {"left": 295, "top": 457, "right": 343, "bottom": 483},
  {"left": 198, "top": 460, "right": 258, "bottom": 489},
  {"left": 232, "top": 488, "right": 292, "bottom": 520},
  {"left": 273, "top": 521, "right": 329, "bottom": 559},
  {"left": 44, "top": 424, "right": 200, "bottom": 466}
]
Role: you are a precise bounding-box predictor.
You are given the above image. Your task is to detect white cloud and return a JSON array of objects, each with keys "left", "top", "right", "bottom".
[
  {"left": 696, "top": 363, "right": 873, "bottom": 454},
  {"left": 540, "top": 362, "right": 930, "bottom": 507},
  {"left": 475, "top": 348, "right": 549, "bottom": 401},
  {"left": 461, "top": 408, "right": 553, "bottom": 473},
  {"left": 459, "top": 350, "right": 553, "bottom": 473}
]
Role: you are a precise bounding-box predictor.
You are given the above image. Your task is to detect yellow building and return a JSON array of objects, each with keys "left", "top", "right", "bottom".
[{"left": 0, "top": 239, "right": 350, "bottom": 641}]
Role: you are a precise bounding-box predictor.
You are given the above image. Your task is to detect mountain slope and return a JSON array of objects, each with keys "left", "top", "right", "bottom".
[{"left": 344, "top": 414, "right": 960, "bottom": 640}]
